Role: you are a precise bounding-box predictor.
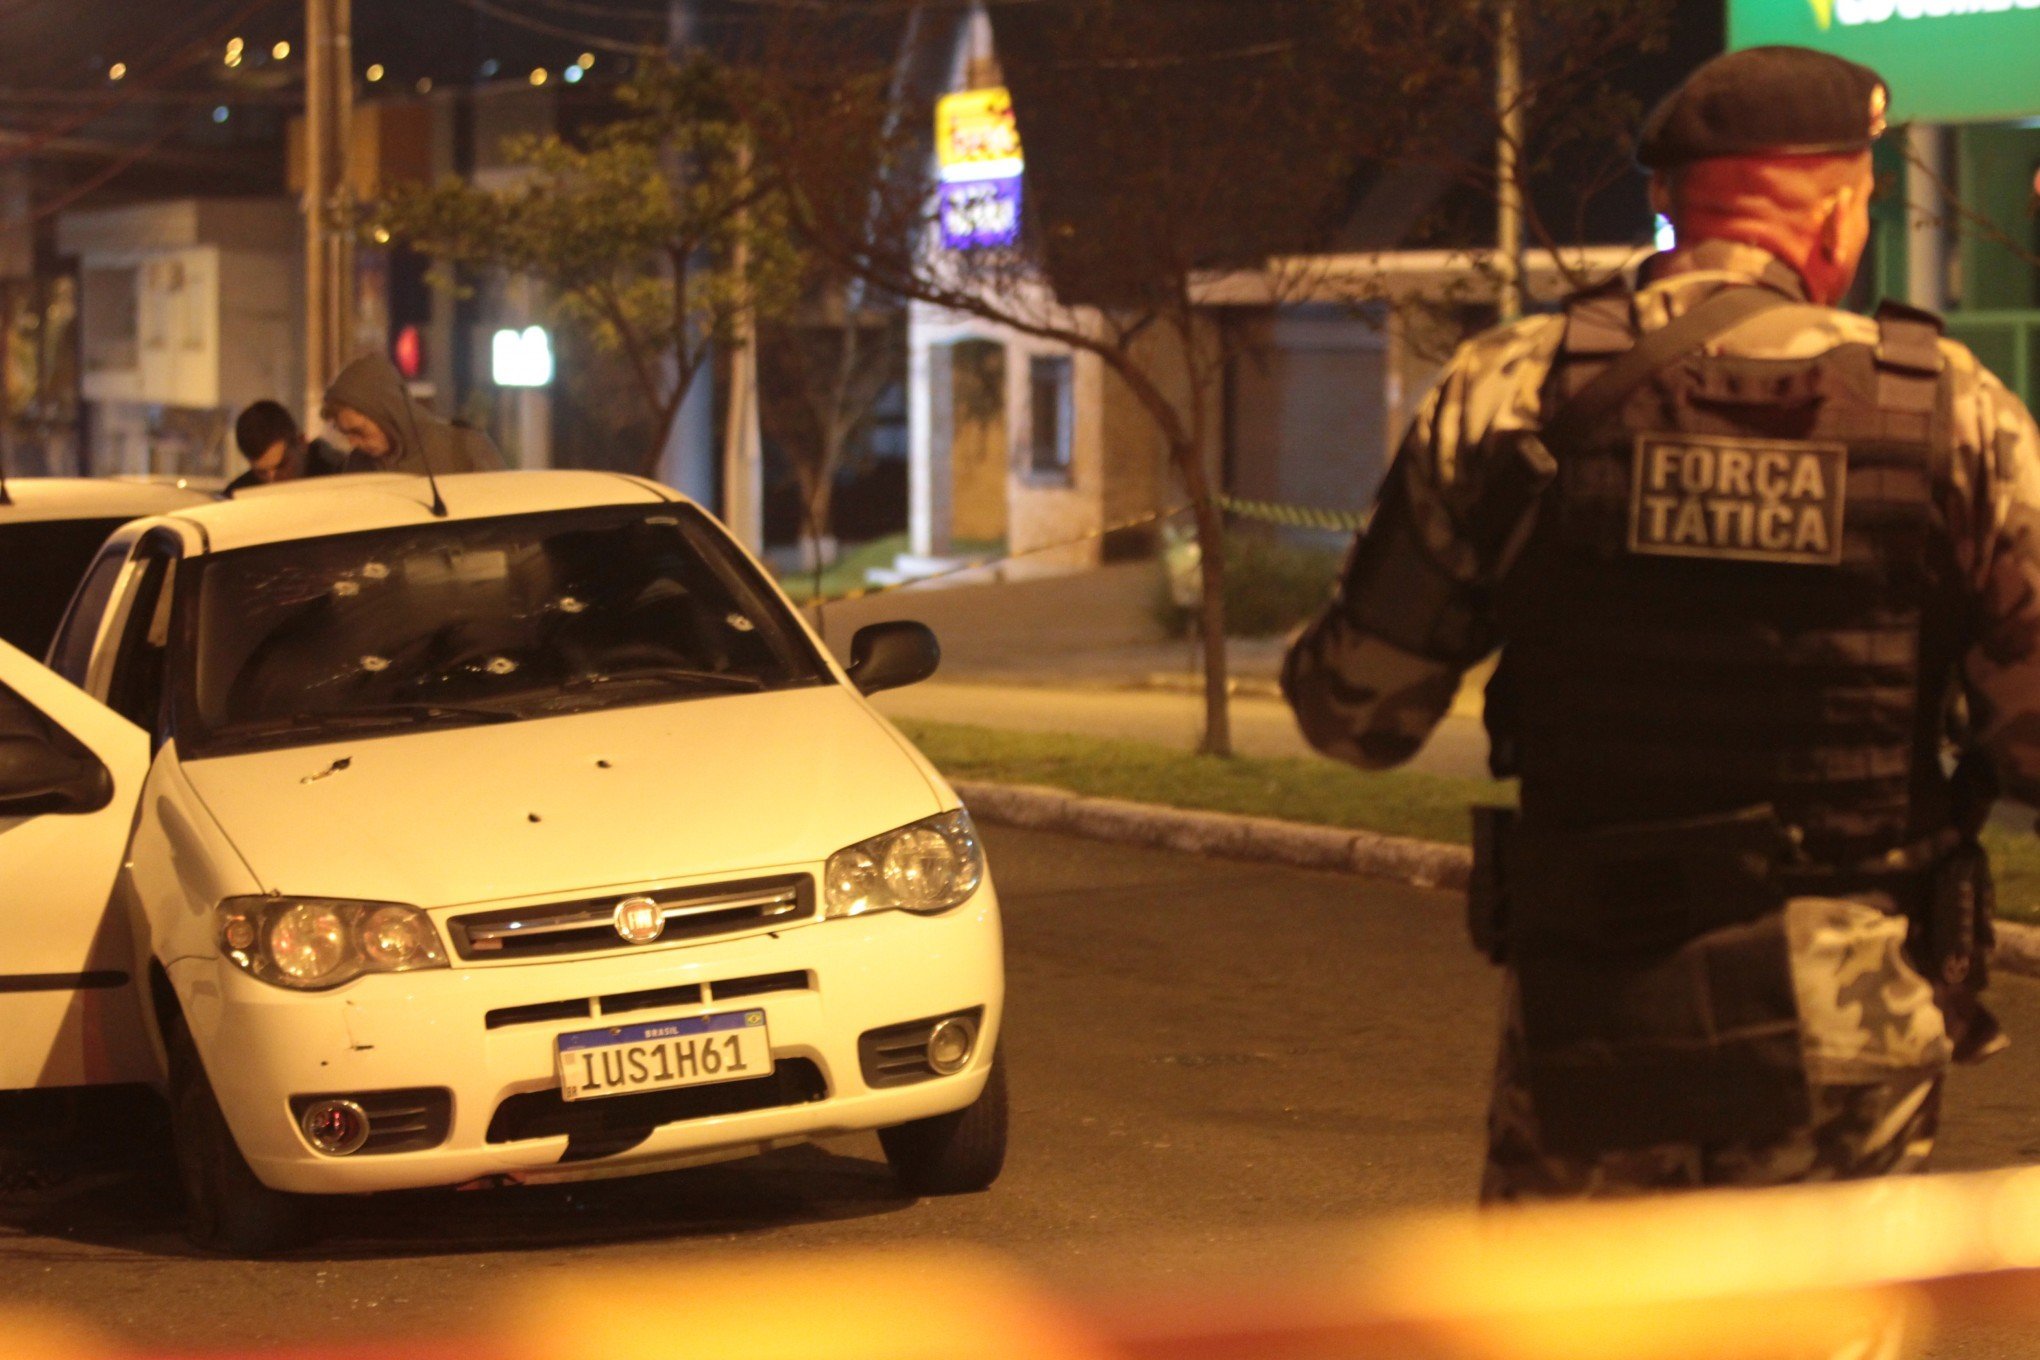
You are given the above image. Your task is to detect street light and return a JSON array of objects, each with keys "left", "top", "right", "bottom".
[
  {"left": 272, "top": 40, "right": 291, "bottom": 60},
  {"left": 107, "top": 62, "right": 127, "bottom": 81}
]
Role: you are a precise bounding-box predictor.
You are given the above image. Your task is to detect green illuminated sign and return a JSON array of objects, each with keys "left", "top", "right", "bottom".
[{"left": 1729, "top": 0, "right": 2040, "bottom": 124}]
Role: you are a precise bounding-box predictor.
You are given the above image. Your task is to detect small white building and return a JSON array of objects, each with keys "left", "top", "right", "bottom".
[
  {"left": 903, "top": 10, "right": 1652, "bottom": 579},
  {"left": 58, "top": 199, "right": 300, "bottom": 478}
]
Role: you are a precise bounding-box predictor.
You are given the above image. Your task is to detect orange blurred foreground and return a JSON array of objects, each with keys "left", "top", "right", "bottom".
[{"left": 36, "top": 1166, "right": 2040, "bottom": 1360}]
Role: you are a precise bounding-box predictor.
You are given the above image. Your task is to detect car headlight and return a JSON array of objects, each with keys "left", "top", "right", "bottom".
[
  {"left": 825, "top": 810, "right": 984, "bottom": 918},
  {"left": 216, "top": 897, "right": 449, "bottom": 990}
]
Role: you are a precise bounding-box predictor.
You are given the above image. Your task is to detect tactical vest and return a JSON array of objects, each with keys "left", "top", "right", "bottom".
[{"left": 1489, "top": 283, "right": 1965, "bottom": 880}]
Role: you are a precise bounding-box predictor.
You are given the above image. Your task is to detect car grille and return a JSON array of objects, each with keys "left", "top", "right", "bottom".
[
  {"left": 450, "top": 874, "right": 813, "bottom": 961},
  {"left": 288, "top": 1087, "right": 452, "bottom": 1155},
  {"left": 483, "top": 969, "right": 813, "bottom": 1031},
  {"left": 485, "top": 1058, "right": 828, "bottom": 1148}
]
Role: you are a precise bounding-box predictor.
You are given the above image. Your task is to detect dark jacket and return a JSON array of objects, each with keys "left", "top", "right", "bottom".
[
  {"left": 224, "top": 437, "right": 347, "bottom": 495},
  {"left": 322, "top": 355, "right": 505, "bottom": 477}
]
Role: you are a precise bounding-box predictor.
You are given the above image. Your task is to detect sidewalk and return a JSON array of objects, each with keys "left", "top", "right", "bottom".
[
  {"left": 797, "top": 559, "right": 1343, "bottom": 694},
  {"left": 907, "top": 625, "right": 1488, "bottom": 729},
  {"left": 947, "top": 635, "right": 1293, "bottom": 694},
  {"left": 802, "top": 559, "right": 1288, "bottom": 689}
]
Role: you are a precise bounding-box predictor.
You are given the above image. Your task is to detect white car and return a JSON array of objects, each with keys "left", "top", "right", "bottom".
[
  {"left": 0, "top": 470, "right": 1005, "bottom": 1253},
  {"left": 0, "top": 477, "right": 212, "bottom": 659}
]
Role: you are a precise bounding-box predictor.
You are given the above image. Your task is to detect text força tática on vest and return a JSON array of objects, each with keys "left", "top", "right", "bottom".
[{"left": 1627, "top": 434, "right": 1848, "bottom": 567}]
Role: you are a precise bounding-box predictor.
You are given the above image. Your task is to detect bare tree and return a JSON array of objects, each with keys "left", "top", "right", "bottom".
[
  {"left": 727, "top": 0, "right": 1665, "bottom": 755},
  {"left": 759, "top": 280, "right": 905, "bottom": 571}
]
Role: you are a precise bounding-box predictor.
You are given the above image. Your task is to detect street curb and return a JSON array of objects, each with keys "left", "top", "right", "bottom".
[
  {"left": 953, "top": 778, "right": 2040, "bottom": 981},
  {"left": 1136, "top": 673, "right": 1284, "bottom": 700},
  {"left": 952, "top": 780, "right": 1471, "bottom": 891},
  {"left": 1996, "top": 922, "right": 2040, "bottom": 979}
]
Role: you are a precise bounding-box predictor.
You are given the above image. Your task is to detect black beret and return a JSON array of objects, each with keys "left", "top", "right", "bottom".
[{"left": 1638, "top": 45, "right": 1889, "bottom": 170}]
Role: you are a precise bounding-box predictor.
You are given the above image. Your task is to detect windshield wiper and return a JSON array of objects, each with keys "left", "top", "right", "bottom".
[
  {"left": 219, "top": 703, "right": 519, "bottom": 744},
  {"left": 560, "top": 666, "right": 765, "bottom": 694},
  {"left": 330, "top": 702, "right": 521, "bottom": 726}
]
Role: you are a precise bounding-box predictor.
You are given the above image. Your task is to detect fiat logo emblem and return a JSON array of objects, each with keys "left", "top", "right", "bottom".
[{"left": 613, "top": 896, "right": 665, "bottom": 945}]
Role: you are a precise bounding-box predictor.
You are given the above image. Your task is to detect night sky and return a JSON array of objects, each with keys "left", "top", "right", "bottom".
[{"left": 0, "top": 1, "right": 1727, "bottom": 244}]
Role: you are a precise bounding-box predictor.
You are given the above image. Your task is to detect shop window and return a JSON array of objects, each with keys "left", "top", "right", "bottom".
[{"left": 1028, "top": 355, "right": 1072, "bottom": 480}]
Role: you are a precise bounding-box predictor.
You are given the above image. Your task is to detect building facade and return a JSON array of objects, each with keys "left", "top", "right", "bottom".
[{"left": 58, "top": 199, "right": 300, "bottom": 479}]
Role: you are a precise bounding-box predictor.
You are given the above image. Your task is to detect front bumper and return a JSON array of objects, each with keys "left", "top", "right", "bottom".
[{"left": 170, "top": 884, "right": 1002, "bottom": 1195}]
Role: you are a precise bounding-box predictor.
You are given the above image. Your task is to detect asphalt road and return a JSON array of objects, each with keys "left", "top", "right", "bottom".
[{"left": 3, "top": 827, "right": 2039, "bottom": 1357}]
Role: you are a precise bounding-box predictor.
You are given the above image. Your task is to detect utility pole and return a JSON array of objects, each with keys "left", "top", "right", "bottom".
[
  {"left": 333, "top": 0, "right": 355, "bottom": 369},
  {"left": 303, "top": 0, "right": 355, "bottom": 426},
  {"left": 1495, "top": 0, "right": 1524, "bottom": 323},
  {"left": 720, "top": 135, "right": 764, "bottom": 552},
  {"left": 1906, "top": 122, "right": 1945, "bottom": 312},
  {"left": 674, "top": 0, "right": 763, "bottom": 548}
]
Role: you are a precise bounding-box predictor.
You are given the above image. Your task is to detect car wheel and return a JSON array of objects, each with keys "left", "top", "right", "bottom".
[
  {"left": 877, "top": 1052, "right": 1008, "bottom": 1196},
  {"left": 168, "top": 1025, "right": 307, "bottom": 1256}
]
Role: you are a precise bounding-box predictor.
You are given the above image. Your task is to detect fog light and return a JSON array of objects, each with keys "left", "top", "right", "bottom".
[
  {"left": 926, "top": 1017, "right": 976, "bottom": 1075},
  {"left": 300, "top": 1098, "right": 371, "bottom": 1155}
]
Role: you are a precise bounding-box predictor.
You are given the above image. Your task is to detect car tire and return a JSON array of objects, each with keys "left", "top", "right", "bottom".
[
  {"left": 168, "top": 1025, "right": 307, "bottom": 1256},
  {"left": 877, "top": 1052, "right": 1008, "bottom": 1196}
]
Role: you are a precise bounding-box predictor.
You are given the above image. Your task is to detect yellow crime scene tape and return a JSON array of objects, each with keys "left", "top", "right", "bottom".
[
  {"left": 796, "top": 494, "right": 1367, "bottom": 610},
  {"left": 15, "top": 1165, "right": 2040, "bottom": 1358},
  {"left": 1215, "top": 493, "right": 1370, "bottom": 533}
]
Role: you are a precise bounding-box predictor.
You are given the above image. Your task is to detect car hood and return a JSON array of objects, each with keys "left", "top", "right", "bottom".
[{"left": 180, "top": 685, "right": 944, "bottom": 908}]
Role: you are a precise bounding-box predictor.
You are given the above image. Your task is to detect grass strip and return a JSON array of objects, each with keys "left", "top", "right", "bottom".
[
  {"left": 897, "top": 716, "right": 2040, "bottom": 926},
  {"left": 894, "top": 717, "right": 1508, "bottom": 849}
]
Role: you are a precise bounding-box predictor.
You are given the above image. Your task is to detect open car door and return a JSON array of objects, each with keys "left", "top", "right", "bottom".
[{"left": 0, "top": 636, "right": 153, "bottom": 1089}]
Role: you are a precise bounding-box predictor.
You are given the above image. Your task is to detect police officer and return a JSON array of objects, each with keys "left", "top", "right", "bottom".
[{"left": 1285, "top": 45, "right": 2040, "bottom": 1202}]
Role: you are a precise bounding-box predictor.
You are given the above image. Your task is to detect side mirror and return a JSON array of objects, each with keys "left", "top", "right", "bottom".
[
  {"left": 0, "top": 736, "right": 112, "bottom": 815},
  {"left": 846, "top": 621, "right": 940, "bottom": 695}
]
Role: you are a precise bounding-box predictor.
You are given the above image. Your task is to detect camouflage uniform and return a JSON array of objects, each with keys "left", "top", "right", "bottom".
[
  {"left": 1285, "top": 240, "right": 2040, "bottom": 1201},
  {"left": 1483, "top": 898, "right": 1945, "bottom": 1200}
]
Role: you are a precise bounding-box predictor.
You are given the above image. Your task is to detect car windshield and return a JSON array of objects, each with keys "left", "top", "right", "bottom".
[
  {"left": 179, "top": 504, "right": 826, "bottom": 754},
  {"left": 0, "top": 517, "right": 130, "bottom": 659}
]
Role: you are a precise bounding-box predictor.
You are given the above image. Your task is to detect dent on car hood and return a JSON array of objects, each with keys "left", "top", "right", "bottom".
[{"left": 179, "top": 686, "right": 943, "bottom": 908}]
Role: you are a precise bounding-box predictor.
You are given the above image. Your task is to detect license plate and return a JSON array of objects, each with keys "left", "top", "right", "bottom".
[{"left": 555, "top": 1009, "right": 773, "bottom": 1102}]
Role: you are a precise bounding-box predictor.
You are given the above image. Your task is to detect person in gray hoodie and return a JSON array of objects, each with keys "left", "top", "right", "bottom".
[{"left": 320, "top": 353, "right": 505, "bottom": 477}]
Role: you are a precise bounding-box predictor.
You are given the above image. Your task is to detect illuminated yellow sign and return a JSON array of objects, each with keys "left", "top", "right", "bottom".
[{"left": 936, "top": 87, "right": 1023, "bottom": 180}]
